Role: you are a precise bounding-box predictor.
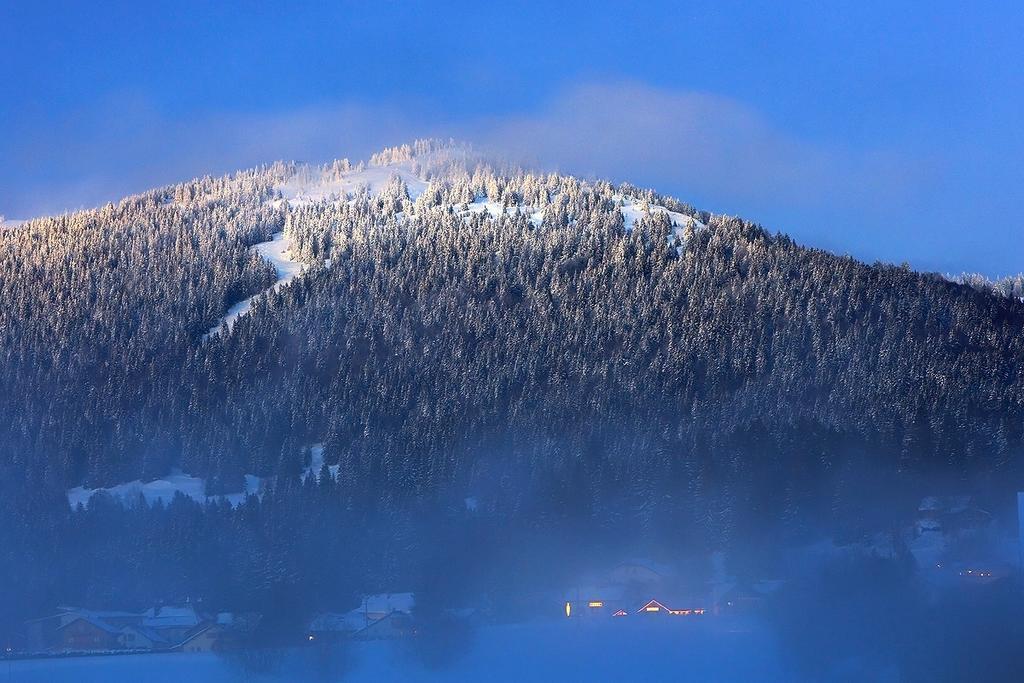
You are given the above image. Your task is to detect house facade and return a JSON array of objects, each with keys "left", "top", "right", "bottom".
[{"left": 58, "top": 616, "right": 122, "bottom": 651}]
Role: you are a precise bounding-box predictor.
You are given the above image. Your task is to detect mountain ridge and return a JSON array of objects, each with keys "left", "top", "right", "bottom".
[
  {"left": 1, "top": 139, "right": 1022, "bottom": 503},
  {"left": 3, "top": 138, "right": 1024, "bottom": 648}
]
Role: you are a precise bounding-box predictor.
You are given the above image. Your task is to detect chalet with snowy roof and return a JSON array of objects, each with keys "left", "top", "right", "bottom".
[
  {"left": 141, "top": 605, "right": 202, "bottom": 644},
  {"left": 26, "top": 608, "right": 141, "bottom": 652},
  {"left": 309, "top": 592, "right": 416, "bottom": 641}
]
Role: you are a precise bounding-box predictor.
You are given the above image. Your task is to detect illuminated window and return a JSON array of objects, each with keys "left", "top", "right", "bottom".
[
  {"left": 588, "top": 601, "right": 604, "bottom": 608},
  {"left": 639, "top": 599, "right": 671, "bottom": 614}
]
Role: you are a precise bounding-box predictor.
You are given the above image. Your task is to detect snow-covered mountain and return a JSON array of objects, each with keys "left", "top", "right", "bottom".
[{"left": 2, "top": 138, "right": 1022, "bottom": 499}]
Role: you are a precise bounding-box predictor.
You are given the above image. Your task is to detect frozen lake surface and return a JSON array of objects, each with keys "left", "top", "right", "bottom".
[{"left": 7, "top": 618, "right": 791, "bottom": 682}]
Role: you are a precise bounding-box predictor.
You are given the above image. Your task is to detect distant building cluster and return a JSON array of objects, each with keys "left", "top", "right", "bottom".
[
  {"left": 308, "top": 592, "right": 418, "bottom": 641},
  {"left": 562, "top": 559, "right": 783, "bottom": 621},
  {"left": 23, "top": 605, "right": 257, "bottom": 655}
]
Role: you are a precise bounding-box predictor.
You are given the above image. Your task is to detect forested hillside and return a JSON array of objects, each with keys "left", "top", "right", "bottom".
[
  {"left": 3, "top": 140, "right": 1022, "bottom": 493},
  {"left": 2, "top": 140, "right": 1023, "bottom": 637}
]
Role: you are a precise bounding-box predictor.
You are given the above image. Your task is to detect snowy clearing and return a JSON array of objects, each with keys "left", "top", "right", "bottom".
[
  {"left": 305, "top": 443, "right": 339, "bottom": 481},
  {"left": 67, "top": 471, "right": 262, "bottom": 509},
  {"left": 67, "top": 443, "right": 330, "bottom": 510},
  {"left": 204, "top": 232, "right": 307, "bottom": 339},
  {"left": 275, "top": 162, "right": 429, "bottom": 208},
  {"left": 207, "top": 161, "right": 439, "bottom": 341},
  {"left": 617, "top": 195, "right": 706, "bottom": 243},
  {"left": 460, "top": 197, "right": 544, "bottom": 227}
]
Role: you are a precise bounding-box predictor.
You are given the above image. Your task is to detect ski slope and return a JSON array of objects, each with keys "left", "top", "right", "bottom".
[{"left": 204, "top": 232, "right": 307, "bottom": 339}]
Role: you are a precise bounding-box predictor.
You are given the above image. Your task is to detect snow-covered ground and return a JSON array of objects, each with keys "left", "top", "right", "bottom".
[
  {"left": 459, "top": 197, "right": 545, "bottom": 227},
  {"left": 6, "top": 618, "right": 789, "bottom": 683},
  {"left": 67, "top": 471, "right": 263, "bottom": 509},
  {"left": 209, "top": 156, "right": 426, "bottom": 343},
  {"left": 305, "top": 443, "right": 339, "bottom": 481},
  {"left": 617, "top": 195, "right": 706, "bottom": 243},
  {"left": 0, "top": 217, "right": 24, "bottom": 229},
  {"left": 205, "top": 160, "right": 436, "bottom": 342},
  {"left": 275, "top": 163, "right": 429, "bottom": 208},
  {"left": 204, "top": 232, "right": 307, "bottom": 339},
  {"left": 67, "top": 443, "right": 333, "bottom": 509}
]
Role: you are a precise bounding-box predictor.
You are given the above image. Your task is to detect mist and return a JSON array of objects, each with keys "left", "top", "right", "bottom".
[{"left": 2, "top": 119, "right": 1023, "bottom": 683}]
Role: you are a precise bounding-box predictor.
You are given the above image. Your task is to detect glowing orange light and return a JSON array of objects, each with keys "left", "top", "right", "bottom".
[
  {"left": 639, "top": 599, "right": 671, "bottom": 614},
  {"left": 565, "top": 601, "right": 572, "bottom": 618}
]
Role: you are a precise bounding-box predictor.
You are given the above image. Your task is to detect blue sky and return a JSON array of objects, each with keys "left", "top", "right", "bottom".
[{"left": 2, "top": 0, "right": 1021, "bottom": 276}]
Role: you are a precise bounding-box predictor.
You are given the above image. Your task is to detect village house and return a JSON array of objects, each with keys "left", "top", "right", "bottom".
[
  {"left": 309, "top": 592, "right": 416, "bottom": 641},
  {"left": 562, "top": 583, "right": 628, "bottom": 618},
  {"left": 910, "top": 494, "right": 1013, "bottom": 582},
  {"left": 564, "top": 596, "right": 708, "bottom": 619},
  {"left": 23, "top": 604, "right": 252, "bottom": 655},
  {"left": 562, "top": 559, "right": 714, "bottom": 620},
  {"left": 179, "top": 623, "right": 225, "bottom": 653},
  {"left": 140, "top": 605, "right": 203, "bottom": 644},
  {"left": 57, "top": 615, "right": 122, "bottom": 651}
]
